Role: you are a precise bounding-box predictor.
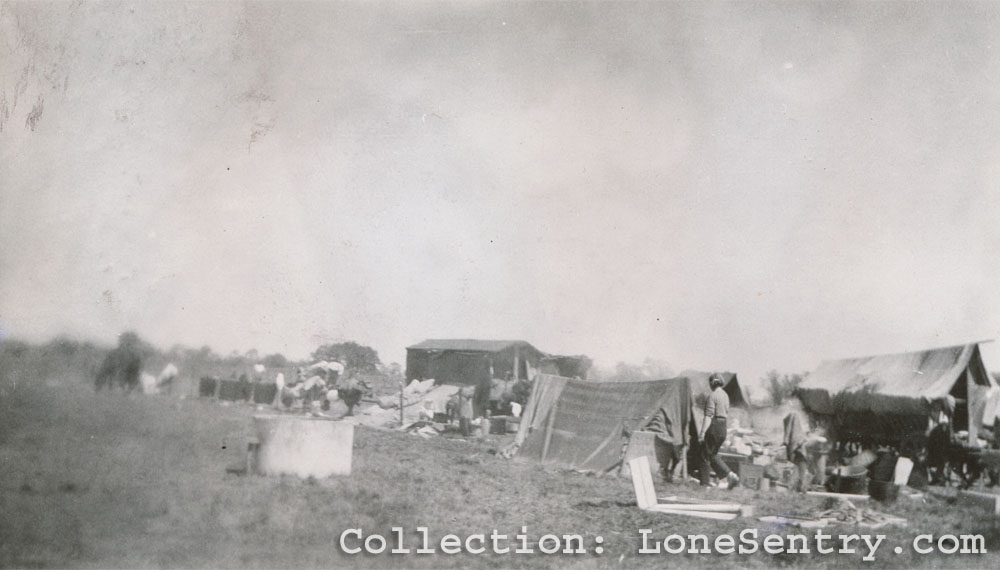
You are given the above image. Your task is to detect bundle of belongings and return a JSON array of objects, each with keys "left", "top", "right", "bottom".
[
  {"left": 350, "top": 380, "right": 461, "bottom": 430},
  {"left": 277, "top": 361, "right": 368, "bottom": 415},
  {"left": 726, "top": 424, "right": 766, "bottom": 457}
]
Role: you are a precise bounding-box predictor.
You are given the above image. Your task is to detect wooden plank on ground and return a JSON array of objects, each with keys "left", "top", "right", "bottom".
[
  {"left": 629, "top": 456, "right": 657, "bottom": 510},
  {"left": 806, "top": 491, "right": 870, "bottom": 501},
  {"left": 630, "top": 456, "right": 747, "bottom": 518},
  {"left": 654, "top": 503, "right": 743, "bottom": 513},
  {"left": 660, "top": 495, "right": 735, "bottom": 505},
  {"left": 645, "top": 505, "right": 738, "bottom": 520}
]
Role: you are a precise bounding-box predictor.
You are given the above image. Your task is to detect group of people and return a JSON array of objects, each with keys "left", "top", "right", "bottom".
[
  {"left": 925, "top": 397, "right": 1000, "bottom": 488},
  {"left": 645, "top": 374, "right": 836, "bottom": 491},
  {"left": 651, "top": 379, "right": 998, "bottom": 492}
]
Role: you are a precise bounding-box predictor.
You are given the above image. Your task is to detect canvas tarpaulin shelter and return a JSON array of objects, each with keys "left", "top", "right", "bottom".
[
  {"left": 797, "top": 342, "right": 997, "bottom": 442},
  {"left": 514, "top": 374, "right": 692, "bottom": 473}
]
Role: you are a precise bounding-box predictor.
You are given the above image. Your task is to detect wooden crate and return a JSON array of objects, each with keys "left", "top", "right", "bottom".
[
  {"left": 219, "top": 380, "right": 250, "bottom": 401},
  {"left": 719, "top": 452, "right": 750, "bottom": 474},
  {"left": 489, "top": 417, "right": 507, "bottom": 434},
  {"left": 252, "top": 383, "right": 278, "bottom": 405},
  {"left": 198, "top": 377, "right": 218, "bottom": 398},
  {"left": 738, "top": 463, "right": 765, "bottom": 490}
]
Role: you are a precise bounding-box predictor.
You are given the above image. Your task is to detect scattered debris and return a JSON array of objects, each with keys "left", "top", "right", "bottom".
[
  {"left": 760, "top": 498, "right": 907, "bottom": 529},
  {"left": 498, "top": 442, "right": 520, "bottom": 459},
  {"left": 815, "top": 499, "right": 907, "bottom": 528}
]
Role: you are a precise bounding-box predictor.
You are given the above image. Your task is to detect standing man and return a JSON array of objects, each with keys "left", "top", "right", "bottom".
[
  {"left": 783, "top": 410, "right": 828, "bottom": 491},
  {"left": 927, "top": 397, "right": 954, "bottom": 485},
  {"left": 698, "top": 374, "right": 739, "bottom": 488}
]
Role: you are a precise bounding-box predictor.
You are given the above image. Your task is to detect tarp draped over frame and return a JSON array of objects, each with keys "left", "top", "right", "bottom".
[
  {"left": 515, "top": 375, "right": 692, "bottom": 473},
  {"left": 796, "top": 343, "right": 997, "bottom": 438}
]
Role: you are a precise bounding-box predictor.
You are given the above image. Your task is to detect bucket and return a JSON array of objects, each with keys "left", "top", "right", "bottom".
[
  {"left": 869, "top": 480, "right": 899, "bottom": 503},
  {"left": 253, "top": 415, "right": 354, "bottom": 478},
  {"left": 870, "top": 451, "right": 897, "bottom": 482},
  {"left": 828, "top": 465, "right": 868, "bottom": 494}
]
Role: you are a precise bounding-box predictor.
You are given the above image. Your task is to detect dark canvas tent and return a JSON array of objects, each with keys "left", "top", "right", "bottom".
[
  {"left": 797, "top": 342, "right": 998, "bottom": 443},
  {"left": 678, "top": 369, "right": 748, "bottom": 407},
  {"left": 405, "top": 339, "right": 544, "bottom": 385},
  {"left": 514, "top": 374, "right": 693, "bottom": 473},
  {"left": 676, "top": 370, "right": 751, "bottom": 437}
]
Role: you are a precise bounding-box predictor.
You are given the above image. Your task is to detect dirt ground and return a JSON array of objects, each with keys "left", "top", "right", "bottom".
[{"left": 2, "top": 376, "right": 999, "bottom": 569}]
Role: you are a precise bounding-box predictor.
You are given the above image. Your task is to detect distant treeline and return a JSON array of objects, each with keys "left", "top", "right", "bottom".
[{"left": 0, "top": 334, "right": 393, "bottom": 393}]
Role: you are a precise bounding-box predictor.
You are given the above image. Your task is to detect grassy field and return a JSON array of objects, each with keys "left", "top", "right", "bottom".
[{"left": 2, "top": 375, "right": 999, "bottom": 569}]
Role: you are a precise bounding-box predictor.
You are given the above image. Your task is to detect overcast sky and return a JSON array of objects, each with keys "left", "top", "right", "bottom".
[{"left": 2, "top": 1, "right": 1000, "bottom": 385}]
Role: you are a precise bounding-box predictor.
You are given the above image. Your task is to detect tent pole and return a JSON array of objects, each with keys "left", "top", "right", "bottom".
[
  {"left": 541, "top": 403, "right": 557, "bottom": 462},
  {"left": 514, "top": 347, "right": 520, "bottom": 381},
  {"left": 680, "top": 447, "right": 688, "bottom": 485}
]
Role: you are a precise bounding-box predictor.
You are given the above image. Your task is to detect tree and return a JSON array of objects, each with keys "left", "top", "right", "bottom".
[
  {"left": 611, "top": 361, "right": 646, "bottom": 381},
  {"left": 604, "top": 358, "right": 675, "bottom": 382},
  {"left": 640, "top": 358, "right": 674, "bottom": 380},
  {"left": 44, "top": 335, "right": 79, "bottom": 357},
  {"left": 311, "top": 341, "right": 381, "bottom": 373},
  {"left": 763, "top": 370, "right": 806, "bottom": 405},
  {"left": 381, "top": 362, "right": 403, "bottom": 378},
  {"left": 263, "top": 353, "right": 288, "bottom": 368},
  {"left": 0, "top": 339, "right": 30, "bottom": 358},
  {"left": 194, "top": 345, "right": 220, "bottom": 362}
]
